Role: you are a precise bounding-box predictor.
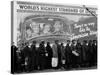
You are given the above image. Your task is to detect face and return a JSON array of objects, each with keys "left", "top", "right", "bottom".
[
  {"left": 77, "top": 40, "right": 80, "bottom": 44},
  {"left": 55, "top": 40, "right": 59, "bottom": 44},
  {"left": 83, "top": 40, "right": 87, "bottom": 45},
  {"left": 88, "top": 40, "right": 92, "bottom": 45},
  {"left": 41, "top": 41, "right": 45, "bottom": 45},
  {"left": 26, "top": 43, "right": 29, "bottom": 46},
  {"left": 33, "top": 41, "right": 36, "bottom": 45},
  {"left": 67, "top": 40, "right": 70, "bottom": 44},
  {"left": 72, "top": 40, "right": 76, "bottom": 44}
]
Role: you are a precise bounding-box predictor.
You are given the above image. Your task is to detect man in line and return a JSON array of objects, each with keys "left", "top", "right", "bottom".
[
  {"left": 60, "top": 43, "right": 65, "bottom": 69},
  {"left": 46, "top": 42, "right": 53, "bottom": 69},
  {"left": 30, "top": 41, "right": 37, "bottom": 71},
  {"left": 38, "top": 41, "right": 46, "bottom": 70},
  {"left": 11, "top": 42, "right": 18, "bottom": 74},
  {"left": 52, "top": 40, "right": 59, "bottom": 69},
  {"left": 65, "top": 40, "right": 72, "bottom": 69},
  {"left": 23, "top": 42, "right": 31, "bottom": 72}
]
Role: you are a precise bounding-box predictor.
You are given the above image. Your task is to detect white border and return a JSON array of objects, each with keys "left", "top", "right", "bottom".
[{"left": 0, "top": 0, "right": 99, "bottom": 75}]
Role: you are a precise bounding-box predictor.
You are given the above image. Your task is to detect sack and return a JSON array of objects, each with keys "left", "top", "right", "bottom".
[
  {"left": 52, "top": 57, "right": 58, "bottom": 67},
  {"left": 62, "top": 59, "right": 65, "bottom": 64},
  {"left": 72, "top": 51, "right": 79, "bottom": 56}
]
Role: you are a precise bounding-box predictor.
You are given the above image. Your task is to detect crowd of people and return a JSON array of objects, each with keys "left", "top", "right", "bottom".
[{"left": 11, "top": 39, "right": 97, "bottom": 74}]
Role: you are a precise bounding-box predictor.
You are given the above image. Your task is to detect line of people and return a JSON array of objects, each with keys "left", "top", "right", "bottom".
[{"left": 11, "top": 39, "right": 97, "bottom": 73}]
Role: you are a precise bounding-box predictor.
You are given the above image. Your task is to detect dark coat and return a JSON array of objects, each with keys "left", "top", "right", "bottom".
[
  {"left": 31, "top": 44, "right": 37, "bottom": 56},
  {"left": 11, "top": 45, "right": 18, "bottom": 60},
  {"left": 76, "top": 43, "right": 82, "bottom": 63},
  {"left": 23, "top": 46, "right": 31, "bottom": 58},
  {"left": 38, "top": 44, "right": 46, "bottom": 69},
  {"left": 38, "top": 44, "right": 46, "bottom": 56},
  {"left": 81, "top": 44, "right": 88, "bottom": 62},
  {"left": 92, "top": 43, "right": 97, "bottom": 63},
  {"left": 57, "top": 44, "right": 62, "bottom": 67},
  {"left": 70, "top": 44, "right": 78, "bottom": 64},
  {"left": 46, "top": 45, "right": 53, "bottom": 68},
  {"left": 46, "top": 45, "right": 53, "bottom": 58},
  {"left": 11, "top": 45, "right": 18, "bottom": 73},
  {"left": 65, "top": 44, "right": 72, "bottom": 64}
]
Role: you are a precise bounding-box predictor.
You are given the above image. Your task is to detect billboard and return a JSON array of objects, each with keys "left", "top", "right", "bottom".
[
  {"left": 12, "top": 1, "right": 97, "bottom": 45},
  {"left": 71, "top": 16, "right": 97, "bottom": 40}
]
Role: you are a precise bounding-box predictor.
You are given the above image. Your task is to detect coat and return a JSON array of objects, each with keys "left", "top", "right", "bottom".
[
  {"left": 52, "top": 43, "right": 58, "bottom": 58},
  {"left": 65, "top": 44, "right": 72, "bottom": 64}
]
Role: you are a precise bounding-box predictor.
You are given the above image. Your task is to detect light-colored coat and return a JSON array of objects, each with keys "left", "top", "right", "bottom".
[{"left": 52, "top": 43, "right": 58, "bottom": 58}]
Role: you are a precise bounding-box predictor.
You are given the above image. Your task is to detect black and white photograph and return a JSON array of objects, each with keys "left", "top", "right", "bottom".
[{"left": 11, "top": 1, "right": 97, "bottom": 74}]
